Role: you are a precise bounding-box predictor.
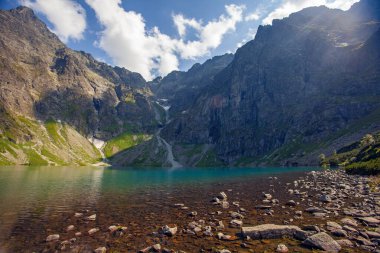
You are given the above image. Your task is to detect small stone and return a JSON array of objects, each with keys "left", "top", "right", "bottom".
[
  {"left": 75, "top": 232, "right": 82, "bottom": 237},
  {"left": 161, "top": 225, "right": 177, "bottom": 236},
  {"left": 230, "top": 211, "right": 244, "bottom": 219},
  {"left": 152, "top": 244, "right": 161, "bottom": 251},
  {"left": 88, "top": 228, "right": 100, "bottom": 235},
  {"left": 188, "top": 211, "right": 197, "bottom": 217},
  {"left": 286, "top": 200, "right": 296, "bottom": 206},
  {"left": 74, "top": 212, "right": 83, "bottom": 218},
  {"left": 320, "top": 194, "right": 332, "bottom": 203},
  {"left": 86, "top": 214, "right": 96, "bottom": 221},
  {"left": 276, "top": 244, "right": 289, "bottom": 253},
  {"left": 94, "top": 247, "right": 107, "bottom": 253},
  {"left": 219, "top": 192, "right": 228, "bottom": 200},
  {"left": 46, "top": 234, "right": 60, "bottom": 242},
  {"left": 230, "top": 219, "right": 243, "bottom": 228},
  {"left": 66, "top": 225, "right": 75, "bottom": 232}
]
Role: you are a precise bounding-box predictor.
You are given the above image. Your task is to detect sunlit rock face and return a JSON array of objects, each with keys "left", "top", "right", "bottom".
[
  {"left": 0, "top": 6, "right": 156, "bottom": 140},
  {"left": 160, "top": 0, "right": 380, "bottom": 166}
]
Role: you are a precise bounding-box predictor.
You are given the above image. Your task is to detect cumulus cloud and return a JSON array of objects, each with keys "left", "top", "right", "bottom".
[
  {"left": 85, "top": 0, "right": 244, "bottom": 80},
  {"left": 262, "top": 0, "right": 359, "bottom": 25},
  {"left": 20, "top": 0, "right": 86, "bottom": 42},
  {"left": 245, "top": 10, "right": 261, "bottom": 21},
  {"left": 173, "top": 14, "right": 202, "bottom": 38}
]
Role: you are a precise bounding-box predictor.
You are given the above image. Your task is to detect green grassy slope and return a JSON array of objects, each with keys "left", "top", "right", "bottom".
[{"left": 0, "top": 113, "right": 102, "bottom": 166}]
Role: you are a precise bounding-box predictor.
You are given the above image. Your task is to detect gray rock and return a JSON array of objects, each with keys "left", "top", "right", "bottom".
[
  {"left": 302, "top": 232, "right": 341, "bottom": 252},
  {"left": 320, "top": 195, "right": 332, "bottom": 203},
  {"left": 340, "top": 218, "right": 358, "bottom": 227},
  {"left": 336, "top": 239, "right": 354, "bottom": 248},
  {"left": 161, "top": 225, "right": 177, "bottom": 236},
  {"left": 230, "top": 219, "right": 243, "bottom": 228},
  {"left": 241, "top": 224, "right": 301, "bottom": 239}
]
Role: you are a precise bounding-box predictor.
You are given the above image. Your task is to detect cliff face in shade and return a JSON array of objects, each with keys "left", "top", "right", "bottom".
[{"left": 160, "top": 0, "right": 380, "bottom": 166}]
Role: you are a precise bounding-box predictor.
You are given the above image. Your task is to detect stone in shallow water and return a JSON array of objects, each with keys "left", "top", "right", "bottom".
[
  {"left": 302, "top": 232, "right": 341, "bottom": 252},
  {"left": 66, "top": 225, "right": 75, "bottom": 231},
  {"left": 88, "top": 228, "right": 100, "bottom": 235},
  {"left": 86, "top": 214, "right": 96, "bottom": 221},
  {"left": 74, "top": 212, "right": 83, "bottom": 218},
  {"left": 94, "top": 247, "right": 107, "bottom": 253},
  {"left": 161, "top": 225, "right": 177, "bottom": 236},
  {"left": 230, "top": 219, "right": 243, "bottom": 228},
  {"left": 241, "top": 224, "right": 301, "bottom": 239},
  {"left": 46, "top": 234, "right": 59, "bottom": 242},
  {"left": 276, "top": 244, "right": 288, "bottom": 252},
  {"left": 219, "top": 191, "right": 227, "bottom": 201}
]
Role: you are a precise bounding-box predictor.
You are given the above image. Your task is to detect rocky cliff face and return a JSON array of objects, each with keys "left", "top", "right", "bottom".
[
  {"left": 161, "top": 0, "right": 380, "bottom": 166},
  {"left": 0, "top": 6, "right": 156, "bottom": 165}
]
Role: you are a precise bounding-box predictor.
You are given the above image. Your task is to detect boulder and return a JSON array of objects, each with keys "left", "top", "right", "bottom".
[
  {"left": 302, "top": 232, "right": 341, "bottom": 252},
  {"left": 241, "top": 224, "right": 301, "bottom": 239}
]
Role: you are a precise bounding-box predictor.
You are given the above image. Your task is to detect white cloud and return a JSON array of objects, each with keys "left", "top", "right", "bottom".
[
  {"left": 20, "top": 0, "right": 86, "bottom": 42},
  {"left": 173, "top": 14, "right": 202, "bottom": 38},
  {"left": 85, "top": 0, "right": 244, "bottom": 80},
  {"left": 245, "top": 10, "right": 260, "bottom": 21},
  {"left": 262, "top": 0, "right": 359, "bottom": 25}
]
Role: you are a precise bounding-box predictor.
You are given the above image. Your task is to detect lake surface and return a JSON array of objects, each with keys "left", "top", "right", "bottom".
[{"left": 0, "top": 166, "right": 319, "bottom": 252}]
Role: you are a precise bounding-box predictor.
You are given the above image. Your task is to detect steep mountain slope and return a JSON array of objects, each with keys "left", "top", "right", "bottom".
[
  {"left": 161, "top": 0, "right": 380, "bottom": 166},
  {"left": 0, "top": 7, "right": 157, "bottom": 165},
  {"left": 152, "top": 54, "right": 233, "bottom": 115}
]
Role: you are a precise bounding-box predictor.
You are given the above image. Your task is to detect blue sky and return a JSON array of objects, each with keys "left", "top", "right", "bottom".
[{"left": 0, "top": 0, "right": 359, "bottom": 80}]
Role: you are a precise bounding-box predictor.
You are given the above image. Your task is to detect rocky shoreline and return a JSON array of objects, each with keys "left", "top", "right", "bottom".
[{"left": 5, "top": 169, "right": 380, "bottom": 252}]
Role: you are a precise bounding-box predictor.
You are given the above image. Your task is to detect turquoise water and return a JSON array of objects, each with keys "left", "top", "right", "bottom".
[{"left": 0, "top": 166, "right": 319, "bottom": 247}]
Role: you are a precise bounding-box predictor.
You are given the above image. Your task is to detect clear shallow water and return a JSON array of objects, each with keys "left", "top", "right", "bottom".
[{"left": 0, "top": 166, "right": 319, "bottom": 251}]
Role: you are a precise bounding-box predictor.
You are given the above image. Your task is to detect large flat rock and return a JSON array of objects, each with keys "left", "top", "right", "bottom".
[
  {"left": 241, "top": 224, "right": 301, "bottom": 239},
  {"left": 302, "top": 232, "right": 341, "bottom": 252}
]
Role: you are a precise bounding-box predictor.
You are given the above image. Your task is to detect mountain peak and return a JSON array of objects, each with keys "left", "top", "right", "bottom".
[{"left": 10, "top": 6, "right": 36, "bottom": 20}]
